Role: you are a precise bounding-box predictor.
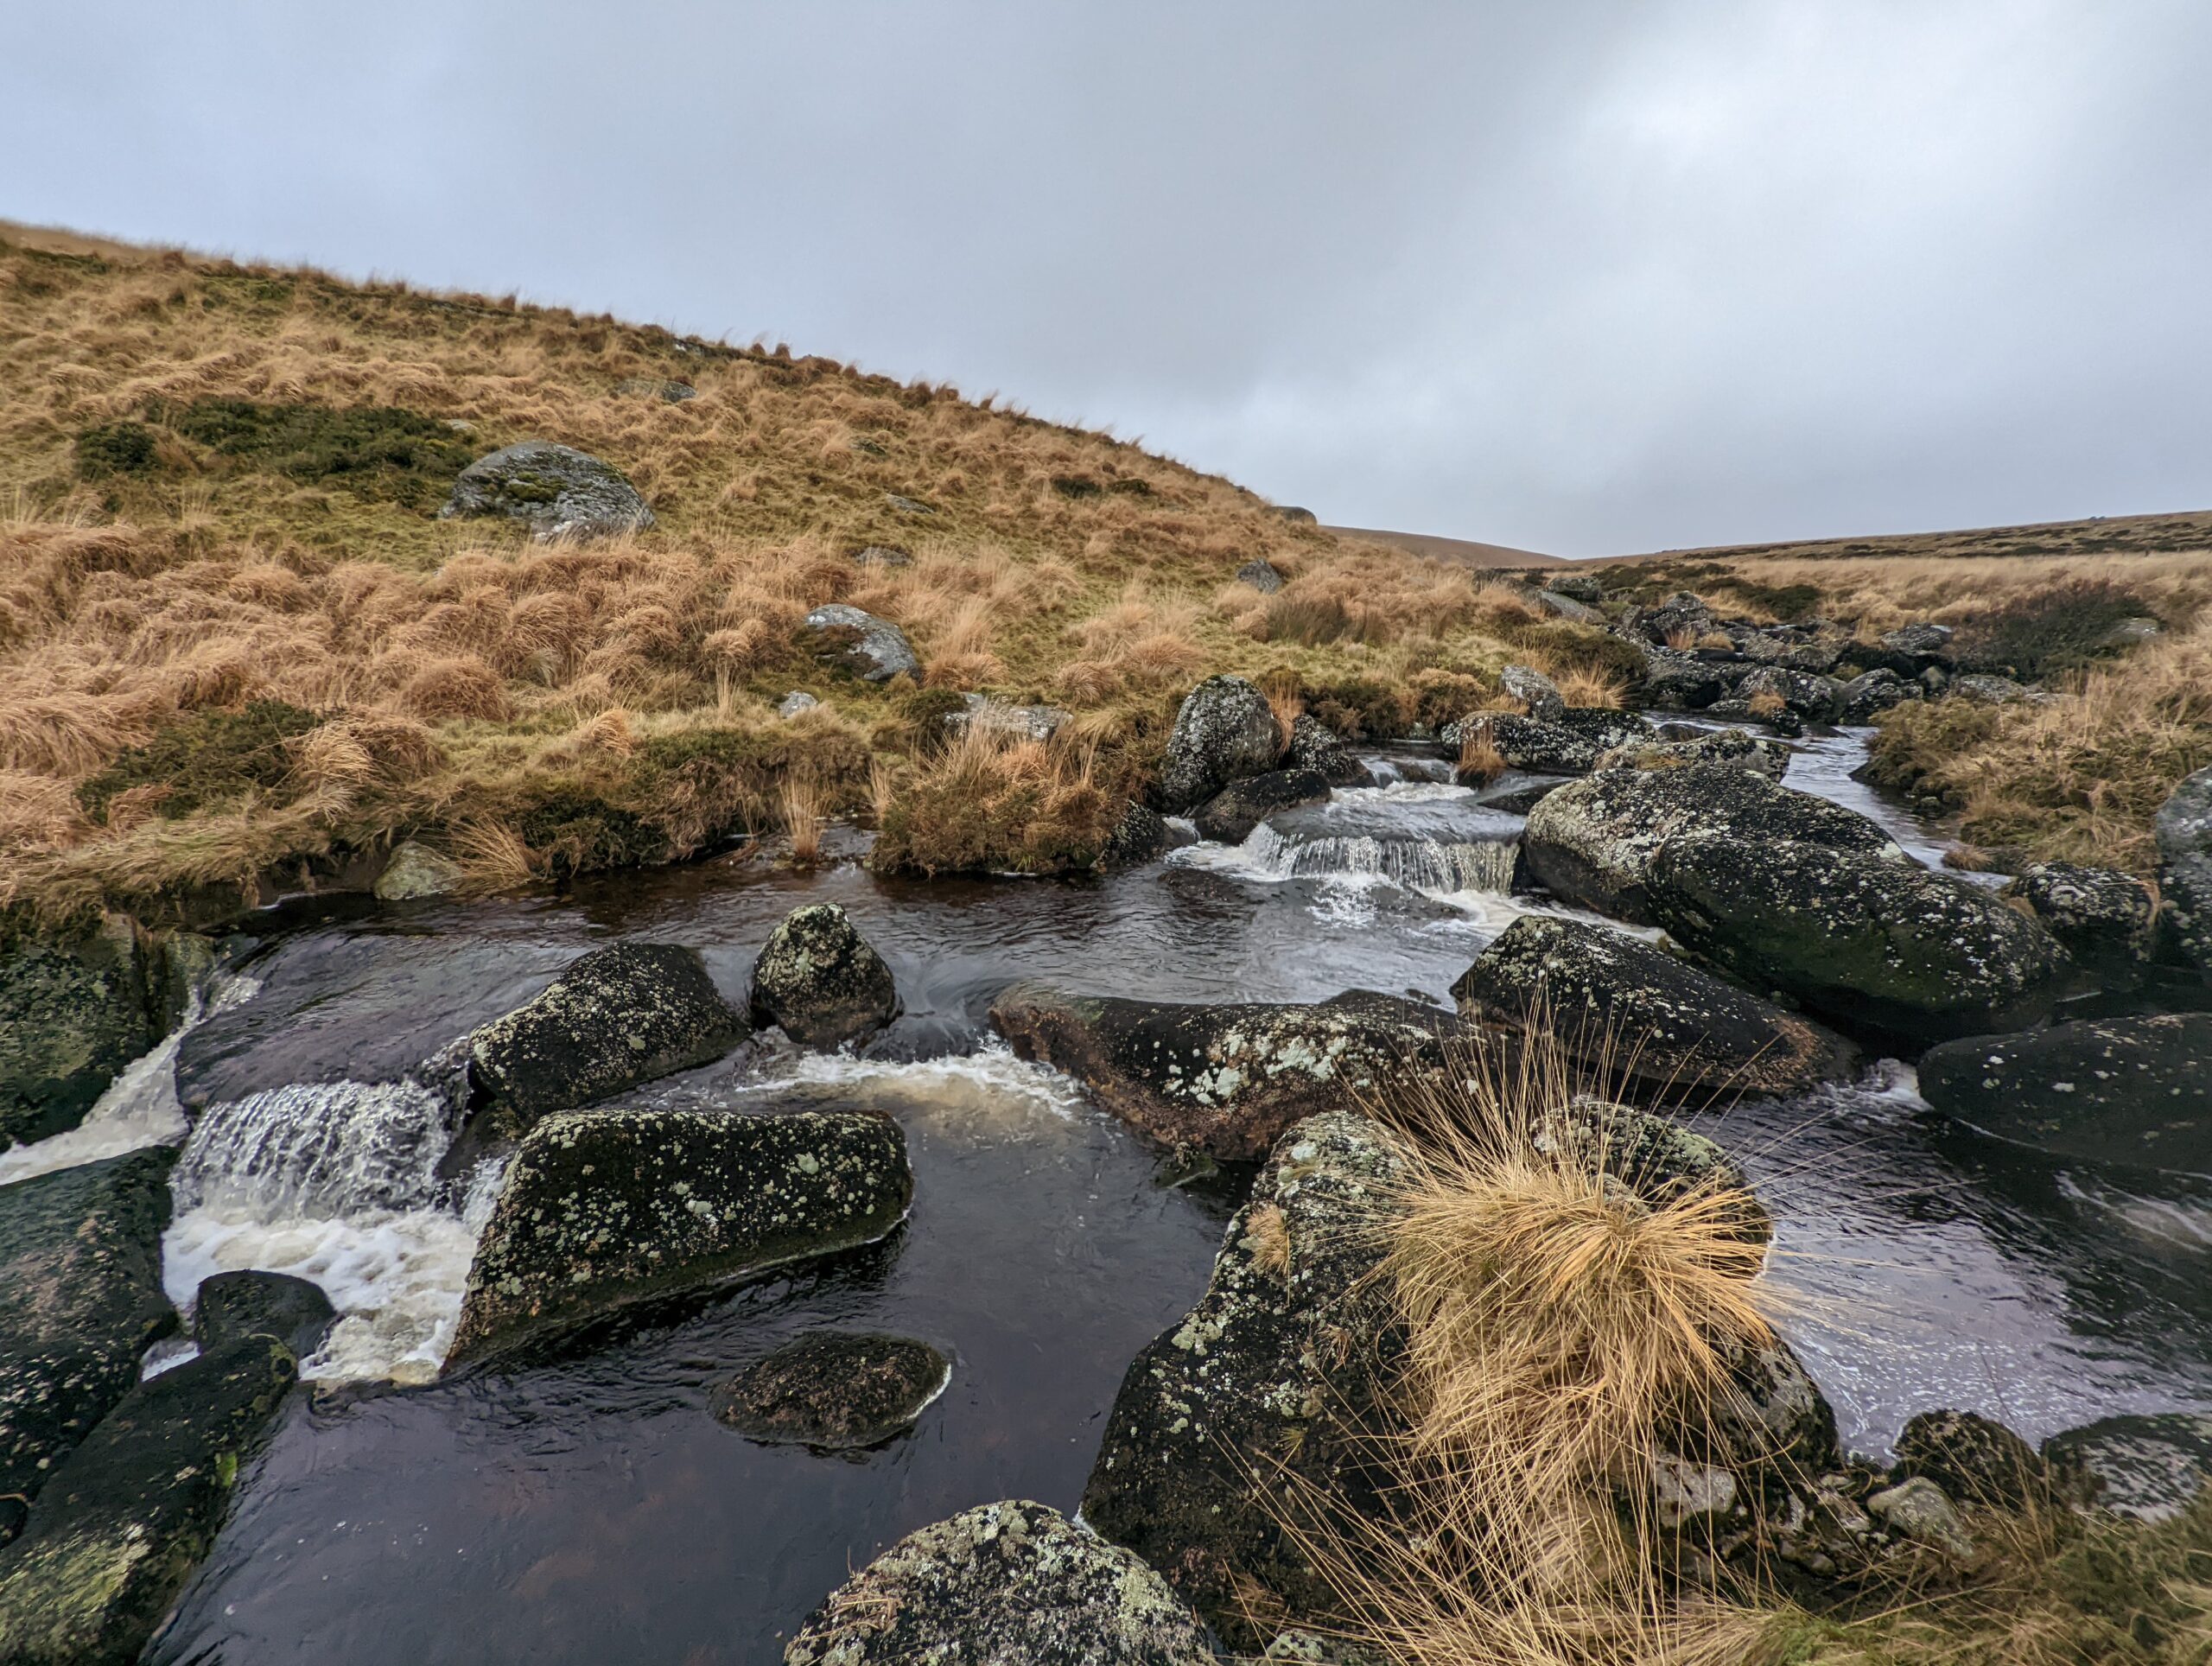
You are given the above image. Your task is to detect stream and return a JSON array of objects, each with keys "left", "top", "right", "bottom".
[{"left": 10, "top": 726, "right": 2211, "bottom": 1664}]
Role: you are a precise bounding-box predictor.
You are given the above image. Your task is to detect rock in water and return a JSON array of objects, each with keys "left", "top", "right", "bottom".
[
  {"left": 748, "top": 903, "right": 899, "bottom": 1049},
  {"left": 1595, "top": 727, "right": 1790, "bottom": 781},
  {"left": 711, "top": 1332, "right": 949, "bottom": 1449},
  {"left": 0, "top": 1333, "right": 298, "bottom": 1665},
  {"left": 2003, "top": 862, "right": 2156, "bottom": 974},
  {"left": 1736, "top": 665, "right": 1842, "bottom": 722},
  {"left": 466, "top": 943, "right": 748, "bottom": 1143},
  {"left": 988, "top": 984, "right": 1460, "bottom": 1160},
  {"left": 1082, "top": 1110, "right": 1410, "bottom": 1644},
  {"left": 1894, "top": 1408, "right": 2056, "bottom": 1510},
  {"left": 1520, "top": 762, "right": 1897, "bottom": 924},
  {"left": 1285, "top": 713, "right": 1371, "bottom": 787},
  {"left": 193, "top": 1271, "right": 336, "bottom": 1361},
  {"left": 0, "top": 912, "right": 160, "bottom": 1149},
  {"left": 801, "top": 603, "right": 920, "bottom": 683},
  {"left": 445, "top": 1108, "right": 912, "bottom": 1367},
  {"left": 2157, "top": 764, "right": 2212, "bottom": 975},
  {"left": 2044, "top": 1414, "right": 2212, "bottom": 1520},
  {"left": 1500, "top": 664, "right": 1566, "bottom": 722},
  {"left": 1096, "top": 800, "right": 1175, "bottom": 869},
  {"left": 1446, "top": 709, "right": 1655, "bottom": 776},
  {"left": 1917, "top": 1014, "right": 2212, "bottom": 1175},
  {"left": 1647, "top": 839, "right": 2067, "bottom": 1045},
  {"left": 1452, "top": 916, "right": 1856, "bottom": 1099},
  {"left": 0, "top": 1148, "right": 178, "bottom": 1507},
  {"left": 1157, "top": 675, "right": 1282, "bottom": 813},
  {"left": 437, "top": 441, "right": 655, "bottom": 541},
  {"left": 1534, "top": 1099, "right": 1771, "bottom": 1243},
  {"left": 1192, "top": 768, "right": 1331, "bottom": 843},
  {"left": 783, "top": 1500, "right": 1218, "bottom": 1666}
]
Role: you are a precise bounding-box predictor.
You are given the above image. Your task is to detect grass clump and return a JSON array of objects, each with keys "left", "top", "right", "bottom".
[
  {"left": 869, "top": 724, "right": 1119, "bottom": 876},
  {"left": 73, "top": 422, "right": 158, "bottom": 480},
  {"left": 76, "top": 699, "right": 323, "bottom": 823}
]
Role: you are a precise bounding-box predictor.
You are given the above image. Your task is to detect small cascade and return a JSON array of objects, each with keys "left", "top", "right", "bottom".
[
  {"left": 1237, "top": 823, "right": 1518, "bottom": 895},
  {"left": 1361, "top": 753, "right": 1455, "bottom": 785},
  {"left": 173, "top": 1075, "right": 461, "bottom": 1219}
]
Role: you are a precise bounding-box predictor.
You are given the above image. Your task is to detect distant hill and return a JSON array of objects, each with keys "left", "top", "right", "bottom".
[
  {"left": 1325, "top": 525, "right": 1569, "bottom": 570},
  {"left": 1605, "top": 508, "right": 2212, "bottom": 565}
]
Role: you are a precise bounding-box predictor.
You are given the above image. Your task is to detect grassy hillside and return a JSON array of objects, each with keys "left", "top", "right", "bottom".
[
  {"left": 1321, "top": 525, "right": 1567, "bottom": 570},
  {"left": 0, "top": 226, "right": 1630, "bottom": 919}
]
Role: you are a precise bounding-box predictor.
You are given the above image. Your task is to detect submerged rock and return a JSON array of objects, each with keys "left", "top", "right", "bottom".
[
  {"left": 0, "top": 1332, "right": 297, "bottom": 1666},
  {"left": 0, "top": 1148, "right": 177, "bottom": 1508},
  {"left": 1593, "top": 726, "right": 1790, "bottom": 781},
  {"left": 988, "top": 984, "right": 1460, "bottom": 1160},
  {"left": 1082, "top": 1110, "right": 1409, "bottom": 1643},
  {"left": 1158, "top": 674, "right": 1283, "bottom": 813},
  {"left": 0, "top": 912, "right": 161, "bottom": 1150},
  {"left": 802, "top": 603, "right": 921, "bottom": 683},
  {"left": 748, "top": 903, "right": 899, "bottom": 1049},
  {"left": 711, "top": 1332, "right": 949, "bottom": 1450},
  {"left": 193, "top": 1270, "right": 336, "bottom": 1361},
  {"left": 2003, "top": 861, "right": 2157, "bottom": 974},
  {"left": 1520, "top": 763, "right": 1897, "bottom": 925},
  {"left": 1499, "top": 664, "right": 1565, "bottom": 722},
  {"left": 2157, "top": 764, "right": 2212, "bottom": 975},
  {"left": 1917, "top": 1014, "right": 2212, "bottom": 1175},
  {"left": 446, "top": 1108, "right": 912, "bottom": 1367},
  {"left": 438, "top": 440, "right": 655, "bottom": 541},
  {"left": 1192, "top": 767, "right": 1331, "bottom": 843},
  {"left": 1452, "top": 916, "right": 1856, "bottom": 1100},
  {"left": 1285, "top": 712, "right": 1371, "bottom": 786},
  {"left": 2044, "top": 1413, "right": 2212, "bottom": 1520},
  {"left": 784, "top": 1500, "right": 1217, "bottom": 1666},
  {"left": 372, "top": 840, "right": 464, "bottom": 902},
  {"left": 466, "top": 943, "right": 748, "bottom": 1143},
  {"left": 1647, "top": 839, "right": 2068, "bottom": 1045}
]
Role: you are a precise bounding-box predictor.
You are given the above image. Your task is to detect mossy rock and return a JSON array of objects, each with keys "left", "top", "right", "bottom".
[
  {"left": 0, "top": 912, "right": 162, "bottom": 1148},
  {"left": 710, "top": 1332, "right": 949, "bottom": 1450}
]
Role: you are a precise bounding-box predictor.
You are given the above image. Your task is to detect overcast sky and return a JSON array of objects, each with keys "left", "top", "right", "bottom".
[{"left": 7, "top": 3, "right": 2209, "bottom": 556}]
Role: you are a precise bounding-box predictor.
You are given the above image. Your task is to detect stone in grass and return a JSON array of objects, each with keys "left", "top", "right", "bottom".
[
  {"left": 438, "top": 441, "right": 655, "bottom": 542},
  {"left": 466, "top": 942, "right": 749, "bottom": 1143},
  {"left": 783, "top": 1500, "right": 1218, "bottom": 1666},
  {"left": 1236, "top": 556, "right": 1285, "bottom": 593},
  {"left": 372, "top": 840, "right": 464, "bottom": 902},
  {"left": 801, "top": 603, "right": 921, "bottom": 683},
  {"left": 1499, "top": 663, "right": 1565, "bottom": 722},
  {"left": 446, "top": 1108, "right": 913, "bottom": 1368},
  {"left": 711, "top": 1332, "right": 950, "bottom": 1450},
  {"left": 749, "top": 903, "right": 900, "bottom": 1050},
  {"left": 1864, "top": 1476, "right": 1977, "bottom": 1563},
  {"left": 777, "top": 690, "right": 821, "bottom": 719}
]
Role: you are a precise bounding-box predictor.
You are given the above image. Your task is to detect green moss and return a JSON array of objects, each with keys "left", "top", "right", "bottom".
[
  {"left": 157, "top": 397, "right": 477, "bottom": 510},
  {"left": 512, "top": 791, "right": 665, "bottom": 879},
  {"left": 73, "top": 422, "right": 159, "bottom": 479},
  {"left": 78, "top": 701, "right": 325, "bottom": 823}
]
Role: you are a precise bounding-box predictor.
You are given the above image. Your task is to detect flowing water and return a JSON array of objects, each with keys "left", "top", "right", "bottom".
[{"left": 3, "top": 728, "right": 2207, "bottom": 1663}]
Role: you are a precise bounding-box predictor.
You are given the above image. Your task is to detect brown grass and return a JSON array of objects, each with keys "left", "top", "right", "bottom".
[
  {"left": 778, "top": 771, "right": 824, "bottom": 863},
  {"left": 1554, "top": 666, "right": 1628, "bottom": 709},
  {"left": 1458, "top": 724, "right": 1509, "bottom": 785}
]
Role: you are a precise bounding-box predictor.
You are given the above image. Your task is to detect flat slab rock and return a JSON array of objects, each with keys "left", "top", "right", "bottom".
[
  {"left": 988, "top": 983, "right": 1461, "bottom": 1160},
  {"left": 783, "top": 1500, "right": 1217, "bottom": 1666},
  {"left": 1192, "top": 767, "right": 1331, "bottom": 843},
  {"left": 711, "top": 1332, "right": 949, "bottom": 1450},
  {"left": 445, "top": 1108, "right": 912, "bottom": 1367}
]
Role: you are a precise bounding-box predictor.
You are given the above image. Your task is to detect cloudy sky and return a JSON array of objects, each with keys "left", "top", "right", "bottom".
[{"left": 7, "top": 2, "right": 2208, "bottom": 556}]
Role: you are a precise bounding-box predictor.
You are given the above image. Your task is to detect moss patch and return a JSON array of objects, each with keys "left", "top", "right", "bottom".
[
  {"left": 159, "top": 398, "right": 478, "bottom": 509},
  {"left": 77, "top": 701, "right": 324, "bottom": 823}
]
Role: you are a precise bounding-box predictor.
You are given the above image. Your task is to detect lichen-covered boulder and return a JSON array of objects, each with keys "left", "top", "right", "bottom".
[
  {"left": 1736, "top": 665, "right": 1842, "bottom": 723},
  {"left": 1236, "top": 556, "right": 1285, "bottom": 592},
  {"left": 1895, "top": 1408, "right": 2055, "bottom": 1510},
  {"left": 784, "top": 1500, "right": 1218, "bottom": 1666},
  {"left": 1736, "top": 629, "right": 1846, "bottom": 676},
  {"left": 372, "top": 840, "right": 464, "bottom": 902},
  {"left": 0, "top": 912, "right": 161, "bottom": 1150},
  {"left": 802, "top": 603, "right": 920, "bottom": 682},
  {"left": 1192, "top": 768, "right": 1331, "bottom": 843},
  {"left": 1624, "top": 592, "right": 1718, "bottom": 646},
  {"left": 1500, "top": 664, "right": 1565, "bottom": 722},
  {"left": 2044, "top": 1414, "right": 2212, "bottom": 1520},
  {"left": 1285, "top": 713, "right": 1371, "bottom": 787},
  {"left": 1881, "top": 623, "right": 1954, "bottom": 660},
  {"left": 748, "top": 903, "right": 899, "bottom": 1049},
  {"left": 1530, "top": 587, "right": 1605, "bottom": 624},
  {"left": 777, "top": 690, "right": 821, "bottom": 719},
  {"left": 2157, "top": 764, "right": 2212, "bottom": 975},
  {"left": 988, "top": 984, "right": 1461, "bottom": 1160},
  {"left": 711, "top": 1332, "right": 949, "bottom": 1450},
  {"left": 193, "top": 1270, "right": 336, "bottom": 1361},
  {"left": 1593, "top": 727, "right": 1789, "bottom": 781},
  {"left": 1096, "top": 800, "right": 1177, "bottom": 869},
  {"left": 1520, "top": 763, "right": 1897, "bottom": 924},
  {"left": 0, "top": 1148, "right": 178, "bottom": 1508},
  {"left": 1836, "top": 668, "right": 1918, "bottom": 725},
  {"left": 466, "top": 942, "right": 748, "bottom": 1143},
  {"left": 1082, "top": 1110, "right": 1410, "bottom": 1644},
  {"left": 1647, "top": 839, "right": 2068, "bottom": 1045},
  {"left": 1535, "top": 1098, "right": 1772, "bottom": 1243},
  {"left": 1918, "top": 1014, "right": 2211, "bottom": 1174},
  {"left": 446, "top": 1108, "right": 912, "bottom": 1367},
  {"left": 0, "top": 1332, "right": 297, "bottom": 1666},
  {"left": 437, "top": 441, "right": 655, "bottom": 541},
  {"left": 1452, "top": 916, "right": 1856, "bottom": 1100},
  {"left": 1636, "top": 643, "right": 1740, "bottom": 709},
  {"left": 2002, "top": 861, "right": 2156, "bottom": 974},
  {"left": 1543, "top": 571, "right": 1605, "bottom": 604},
  {"left": 1446, "top": 713, "right": 1598, "bottom": 774},
  {"left": 1158, "top": 675, "right": 1283, "bottom": 813},
  {"left": 1950, "top": 673, "right": 2042, "bottom": 705}
]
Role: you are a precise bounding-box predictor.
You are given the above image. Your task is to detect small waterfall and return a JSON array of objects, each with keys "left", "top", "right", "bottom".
[
  {"left": 1239, "top": 823, "right": 1518, "bottom": 895},
  {"left": 173, "top": 1075, "right": 461, "bottom": 1218}
]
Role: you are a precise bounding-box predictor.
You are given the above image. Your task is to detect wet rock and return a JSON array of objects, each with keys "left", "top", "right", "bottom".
[
  {"left": 1535, "top": 1098, "right": 1770, "bottom": 1242},
  {"left": 2044, "top": 1414, "right": 2212, "bottom": 1520},
  {"left": 802, "top": 603, "right": 920, "bottom": 683},
  {"left": 1917, "top": 1014, "right": 2212, "bottom": 1175},
  {"left": 1500, "top": 664, "right": 1565, "bottom": 722},
  {"left": 1836, "top": 668, "right": 1918, "bottom": 725},
  {"left": 2003, "top": 862, "right": 2156, "bottom": 972},
  {"left": 1285, "top": 713, "right": 1371, "bottom": 787},
  {"left": 1895, "top": 1409, "right": 2054, "bottom": 1510},
  {"left": 777, "top": 690, "right": 821, "bottom": 719},
  {"left": 437, "top": 440, "right": 655, "bottom": 541},
  {"left": 1082, "top": 1110, "right": 1410, "bottom": 1643},
  {"left": 1708, "top": 1339, "right": 1845, "bottom": 1484},
  {"left": 0, "top": 1332, "right": 297, "bottom": 1665},
  {"left": 1192, "top": 768, "right": 1331, "bottom": 843},
  {"left": 372, "top": 840, "right": 463, "bottom": 902},
  {"left": 0, "top": 912, "right": 161, "bottom": 1149},
  {"left": 1636, "top": 642, "right": 1739, "bottom": 709},
  {"left": 2156, "top": 764, "right": 2212, "bottom": 975},
  {"left": 447, "top": 1108, "right": 912, "bottom": 1367},
  {"left": 1736, "top": 664, "right": 1842, "bottom": 722},
  {"left": 0, "top": 1148, "right": 178, "bottom": 1507},
  {"left": 1158, "top": 674, "right": 1283, "bottom": 813},
  {"left": 1865, "top": 1477, "right": 1975, "bottom": 1561},
  {"left": 1647, "top": 839, "right": 2068, "bottom": 1045},
  {"left": 1520, "top": 763, "right": 1897, "bottom": 925},
  {"left": 1097, "top": 800, "right": 1176, "bottom": 869},
  {"left": 784, "top": 1499, "right": 1217, "bottom": 1666},
  {"left": 193, "top": 1270, "right": 335, "bottom": 1361},
  {"left": 1593, "top": 727, "right": 1790, "bottom": 781},
  {"left": 989, "top": 984, "right": 1459, "bottom": 1160},
  {"left": 467, "top": 943, "right": 748, "bottom": 1142},
  {"left": 1554, "top": 707, "right": 1657, "bottom": 753},
  {"left": 1624, "top": 592, "right": 1718, "bottom": 647},
  {"left": 1950, "top": 672, "right": 2042, "bottom": 705},
  {"left": 1881, "top": 622, "right": 1954, "bottom": 658},
  {"left": 1452, "top": 915, "right": 1856, "bottom": 1100},
  {"left": 1446, "top": 709, "right": 1651, "bottom": 775},
  {"left": 946, "top": 693, "right": 1068, "bottom": 742},
  {"left": 749, "top": 903, "right": 899, "bottom": 1049},
  {"left": 711, "top": 1332, "right": 949, "bottom": 1450},
  {"left": 1236, "top": 556, "right": 1285, "bottom": 592},
  {"left": 1543, "top": 571, "right": 1606, "bottom": 604}
]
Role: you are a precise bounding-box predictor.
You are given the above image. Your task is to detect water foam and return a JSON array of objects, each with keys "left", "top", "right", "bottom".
[{"left": 723, "top": 1039, "right": 1090, "bottom": 1125}]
